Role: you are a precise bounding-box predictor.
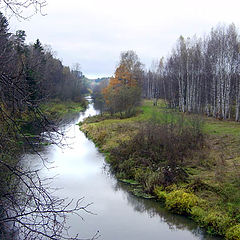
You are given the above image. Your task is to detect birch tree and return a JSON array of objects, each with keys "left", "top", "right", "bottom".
[{"left": 142, "top": 23, "right": 240, "bottom": 121}]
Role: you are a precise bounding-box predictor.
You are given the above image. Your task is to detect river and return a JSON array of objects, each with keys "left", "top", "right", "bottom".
[{"left": 22, "top": 98, "right": 221, "bottom": 240}]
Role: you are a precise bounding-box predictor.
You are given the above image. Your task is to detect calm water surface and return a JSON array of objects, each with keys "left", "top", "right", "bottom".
[{"left": 23, "top": 98, "right": 222, "bottom": 240}]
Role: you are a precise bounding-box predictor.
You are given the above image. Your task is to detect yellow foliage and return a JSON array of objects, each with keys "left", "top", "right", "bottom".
[
  {"left": 165, "top": 189, "right": 201, "bottom": 215},
  {"left": 102, "top": 63, "right": 138, "bottom": 105}
]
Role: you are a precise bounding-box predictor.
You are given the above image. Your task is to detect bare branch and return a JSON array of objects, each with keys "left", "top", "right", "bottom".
[{"left": 1, "top": 0, "right": 47, "bottom": 19}]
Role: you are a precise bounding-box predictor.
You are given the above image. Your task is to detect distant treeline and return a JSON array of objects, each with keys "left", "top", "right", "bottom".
[
  {"left": 94, "top": 77, "right": 110, "bottom": 84},
  {"left": 143, "top": 23, "right": 240, "bottom": 121},
  {"left": 0, "top": 12, "right": 88, "bottom": 116}
]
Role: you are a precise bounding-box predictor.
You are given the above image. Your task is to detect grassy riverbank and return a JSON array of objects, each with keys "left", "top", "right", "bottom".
[
  {"left": 17, "top": 99, "right": 87, "bottom": 135},
  {"left": 0, "top": 100, "right": 87, "bottom": 161},
  {"left": 80, "top": 100, "right": 240, "bottom": 239},
  {"left": 39, "top": 99, "right": 87, "bottom": 120}
]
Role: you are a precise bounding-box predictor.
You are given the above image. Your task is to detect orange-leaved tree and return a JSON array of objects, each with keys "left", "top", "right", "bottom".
[{"left": 102, "top": 60, "right": 141, "bottom": 117}]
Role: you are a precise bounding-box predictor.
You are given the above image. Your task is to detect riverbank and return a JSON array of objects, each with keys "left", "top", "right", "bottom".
[
  {"left": 0, "top": 98, "right": 87, "bottom": 187},
  {"left": 0, "top": 98, "right": 87, "bottom": 237},
  {"left": 40, "top": 99, "right": 87, "bottom": 120},
  {"left": 17, "top": 99, "right": 87, "bottom": 136},
  {"left": 80, "top": 99, "right": 240, "bottom": 240}
]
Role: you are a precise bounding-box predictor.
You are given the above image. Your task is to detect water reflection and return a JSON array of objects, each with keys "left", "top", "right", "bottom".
[{"left": 113, "top": 181, "right": 220, "bottom": 240}]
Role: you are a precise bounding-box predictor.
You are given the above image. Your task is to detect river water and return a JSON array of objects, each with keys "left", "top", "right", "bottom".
[{"left": 23, "top": 98, "right": 221, "bottom": 240}]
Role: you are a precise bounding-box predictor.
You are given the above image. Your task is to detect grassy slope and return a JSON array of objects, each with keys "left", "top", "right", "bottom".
[{"left": 81, "top": 100, "right": 240, "bottom": 239}]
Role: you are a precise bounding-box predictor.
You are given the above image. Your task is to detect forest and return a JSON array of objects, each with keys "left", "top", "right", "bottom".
[{"left": 143, "top": 24, "right": 240, "bottom": 121}]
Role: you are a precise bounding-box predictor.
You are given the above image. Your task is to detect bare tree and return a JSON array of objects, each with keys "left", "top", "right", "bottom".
[
  {"left": 142, "top": 23, "right": 240, "bottom": 121},
  {"left": 0, "top": 0, "right": 47, "bottom": 19}
]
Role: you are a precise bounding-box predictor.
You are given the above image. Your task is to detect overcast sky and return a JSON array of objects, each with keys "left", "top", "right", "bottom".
[{"left": 9, "top": 0, "right": 240, "bottom": 78}]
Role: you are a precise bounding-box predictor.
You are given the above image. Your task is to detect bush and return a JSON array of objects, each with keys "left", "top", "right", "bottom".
[
  {"left": 191, "top": 206, "right": 207, "bottom": 222},
  {"left": 134, "top": 168, "right": 164, "bottom": 192},
  {"left": 165, "top": 189, "right": 200, "bottom": 215},
  {"left": 226, "top": 225, "right": 240, "bottom": 240},
  {"left": 202, "top": 210, "right": 232, "bottom": 235},
  {"left": 110, "top": 116, "right": 204, "bottom": 187},
  {"left": 154, "top": 186, "right": 167, "bottom": 201},
  {"left": 226, "top": 203, "right": 240, "bottom": 223},
  {"left": 191, "top": 206, "right": 232, "bottom": 235},
  {"left": 144, "top": 171, "right": 164, "bottom": 192},
  {"left": 134, "top": 168, "right": 148, "bottom": 185},
  {"left": 118, "top": 157, "right": 137, "bottom": 179}
]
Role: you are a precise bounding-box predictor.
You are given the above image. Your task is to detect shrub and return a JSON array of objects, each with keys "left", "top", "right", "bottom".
[
  {"left": 144, "top": 171, "right": 164, "bottom": 192},
  {"left": 165, "top": 189, "right": 200, "bottom": 215},
  {"left": 226, "top": 203, "right": 240, "bottom": 223},
  {"left": 154, "top": 186, "right": 167, "bottom": 201},
  {"left": 117, "top": 157, "right": 136, "bottom": 179},
  {"left": 134, "top": 168, "right": 148, "bottom": 185},
  {"left": 191, "top": 206, "right": 207, "bottom": 223},
  {"left": 110, "top": 117, "right": 204, "bottom": 186},
  {"left": 203, "top": 210, "right": 232, "bottom": 235},
  {"left": 226, "top": 225, "right": 240, "bottom": 240},
  {"left": 192, "top": 206, "right": 233, "bottom": 235}
]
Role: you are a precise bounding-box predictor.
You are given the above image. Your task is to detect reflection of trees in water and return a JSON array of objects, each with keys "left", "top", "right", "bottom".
[
  {"left": 22, "top": 111, "right": 82, "bottom": 155},
  {"left": 93, "top": 100, "right": 104, "bottom": 113},
  {"left": 21, "top": 111, "right": 85, "bottom": 175},
  {"left": 60, "top": 112, "right": 81, "bottom": 125},
  {"left": 112, "top": 181, "right": 221, "bottom": 240}
]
